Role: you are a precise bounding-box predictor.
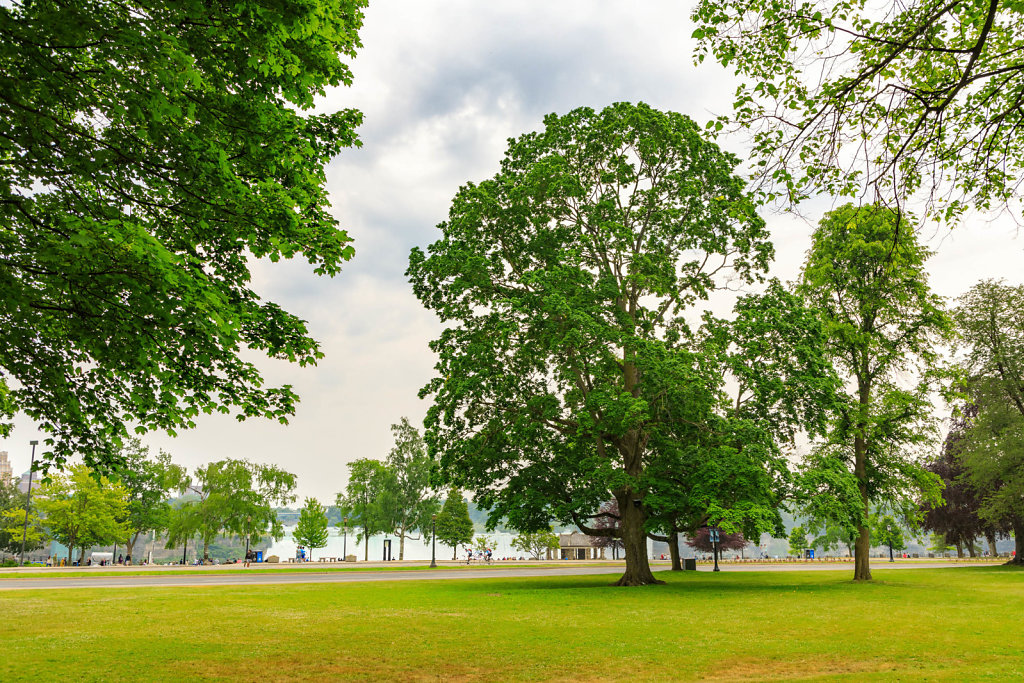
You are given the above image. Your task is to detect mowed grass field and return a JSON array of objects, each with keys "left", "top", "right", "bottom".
[{"left": 2, "top": 567, "right": 1021, "bottom": 681}]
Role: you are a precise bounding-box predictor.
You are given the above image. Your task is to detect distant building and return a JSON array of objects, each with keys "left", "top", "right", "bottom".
[
  {"left": 0, "top": 451, "right": 11, "bottom": 480},
  {"left": 17, "top": 469, "right": 42, "bottom": 495},
  {"left": 546, "top": 532, "right": 606, "bottom": 560}
]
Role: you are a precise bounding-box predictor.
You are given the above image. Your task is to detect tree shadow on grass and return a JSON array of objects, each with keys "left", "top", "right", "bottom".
[{"left": 435, "top": 571, "right": 878, "bottom": 598}]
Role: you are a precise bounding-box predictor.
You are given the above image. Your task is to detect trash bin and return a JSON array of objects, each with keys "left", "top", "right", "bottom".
[
  {"left": 256, "top": 550, "right": 263, "bottom": 563},
  {"left": 684, "top": 558, "right": 697, "bottom": 571}
]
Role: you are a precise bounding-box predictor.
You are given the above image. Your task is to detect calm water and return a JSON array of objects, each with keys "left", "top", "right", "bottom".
[
  {"left": 267, "top": 527, "right": 525, "bottom": 561},
  {"left": 267, "top": 527, "right": 655, "bottom": 562}
]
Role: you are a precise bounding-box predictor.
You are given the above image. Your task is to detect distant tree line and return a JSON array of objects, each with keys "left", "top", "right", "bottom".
[{"left": 0, "top": 438, "right": 298, "bottom": 566}]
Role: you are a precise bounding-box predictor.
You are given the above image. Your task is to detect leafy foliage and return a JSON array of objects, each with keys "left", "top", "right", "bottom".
[
  {"left": 953, "top": 279, "right": 1024, "bottom": 563},
  {"left": 293, "top": 498, "right": 330, "bottom": 561},
  {"left": 111, "top": 438, "right": 187, "bottom": 561},
  {"left": 922, "top": 404, "right": 1000, "bottom": 555},
  {"left": 408, "top": 102, "right": 775, "bottom": 585},
  {"left": 375, "top": 418, "right": 440, "bottom": 559},
  {"left": 787, "top": 526, "right": 809, "bottom": 557},
  {"left": 0, "top": 0, "right": 367, "bottom": 471},
  {"left": 685, "top": 527, "right": 747, "bottom": 554},
  {"left": 172, "top": 459, "right": 296, "bottom": 561},
  {"left": 35, "top": 466, "right": 128, "bottom": 563},
  {"left": 693, "top": 0, "right": 1024, "bottom": 218},
  {"left": 0, "top": 507, "right": 45, "bottom": 556},
  {"left": 870, "top": 514, "right": 907, "bottom": 554},
  {"left": 336, "top": 458, "right": 390, "bottom": 561},
  {"left": 511, "top": 530, "right": 560, "bottom": 560},
  {"left": 795, "top": 204, "right": 947, "bottom": 580},
  {"left": 434, "top": 489, "right": 473, "bottom": 559}
]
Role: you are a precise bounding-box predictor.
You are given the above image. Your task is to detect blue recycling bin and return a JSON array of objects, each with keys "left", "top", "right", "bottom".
[
  {"left": 256, "top": 550, "right": 263, "bottom": 563},
  {"left": 807, "top": 549, "right": 815, "bottom": 559}
]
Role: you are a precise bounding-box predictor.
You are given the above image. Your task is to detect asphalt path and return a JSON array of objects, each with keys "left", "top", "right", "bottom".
[{"left": 0, "top": 561, "right": 989, "bottom": 591}]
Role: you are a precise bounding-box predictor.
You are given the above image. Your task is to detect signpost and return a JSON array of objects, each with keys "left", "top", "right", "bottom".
[{"left": 710, "top": 527, "right": 721, "bottom": 572}]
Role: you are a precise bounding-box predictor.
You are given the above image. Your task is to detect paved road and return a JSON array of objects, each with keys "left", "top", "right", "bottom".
[{"left": 0, "top": 561, "right": 989, "bottom": 591}]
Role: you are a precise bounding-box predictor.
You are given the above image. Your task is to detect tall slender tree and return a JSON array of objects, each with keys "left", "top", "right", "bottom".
[
  {"left": 336, "top": 459, "right": 389, "bottom": 562},
  {"left": 377, "top": 418, "right": 440, "bottom": 560},
  {"left": 798, "top": 204, "right": 947, "bottom": 581},
  {"left": 112, "top": 438, "right": 187, "bottom": 563}
]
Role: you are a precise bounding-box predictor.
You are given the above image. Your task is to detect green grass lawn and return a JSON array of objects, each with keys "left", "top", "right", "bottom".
[
  {"left": 0, "top": 562, "right": 588, "bottom": 580},
  {"left": 3, "top": 567, "right": 1021, "bottom": 681}
]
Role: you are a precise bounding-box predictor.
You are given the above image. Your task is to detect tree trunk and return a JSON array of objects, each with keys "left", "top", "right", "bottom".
[
  {"left": 986, "top": 531, "right": 998, "bottom": 558},
  {"left": 668, "top": 530, "right": 682, "bottom": 571},
  {"left": 399, "top": 525, "right": 406, "bottom": 561},
  {"left": 853, "top": 524, "right": 871, "bottom": 581},
  {"left": 612, "top": 492, "right": 662, "bottom": 586},
  {"left": 1008, "top": 520, "right": 1024, "bottom": 566},
  {"left": 852, "top": 471, "right": 871, "bottom": 579},
  {"left": 967, "top": 541, "right": 977, "bottom": 558},
  {"left": 955, "top": 541, "right": 964, "bottom": 558},
  {"left": 853, "top": 380, "right": 872, "bottom": 581},
  {"left": 452, "top": 546, "right": 457, "bottom": 561},
  {"left": 125, "top": 531, "right": 140, "bottom": 565},
  {"left": 203, "top": 538, "right": 210, "bottom": 563},
  {"left": 364, "top": 529, "right": 369, "bottom": 562}
]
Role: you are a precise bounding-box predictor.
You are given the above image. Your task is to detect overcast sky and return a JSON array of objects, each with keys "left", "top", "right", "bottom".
[{"left": 3, "top": 1, "right": 1023, "bottom": 501}]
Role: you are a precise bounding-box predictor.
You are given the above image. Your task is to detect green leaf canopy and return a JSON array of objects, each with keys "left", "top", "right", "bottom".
[
  {"left": 408, "top": 102, "right": 774, "bottom": 585},
  {"left": 0, "top": 0, "right": 366, "bottom": 470}
]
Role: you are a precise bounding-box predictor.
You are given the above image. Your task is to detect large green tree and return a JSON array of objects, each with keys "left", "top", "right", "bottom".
[
  {"left": 693, "top": 1, "right": 1024, "bottom": 217},
  {"left": 173, "top": 459, "right": 296, "bottom": 562},
  {"left": 922, "top": 404, "right": 1003, "bottom": 558},
  {"left": 35, "top": 465, "right": 128, "bottom": 564},
  {"left": 408, "top": 102, "right": 773, "bottom": 586},
  {"left": 797, "top": 204, "right": 947, "bottom": 581},
  {"left": 0, "top": 0, "right": 366, "bottom": 471},
  {"left": 293, "top": 497, "right": 330, "bottom": 562},
  {"left": 953, "top": 279, "right": 1024, "bottom": 563},
  {"left": 111, "top": 438, "right": 187, "bottom": 563},
  {"left": 376, "top": 418, "right": 441, "bottom": 560}
]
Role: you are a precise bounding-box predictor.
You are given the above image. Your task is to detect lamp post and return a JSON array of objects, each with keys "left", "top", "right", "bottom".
[
  {"left": 710, "top": 527, "right": 721, "bottom": 572},
  {"left": 887, "top": 521, "right": 895, "bottom": 563},
  {"left": 19, "top": 440, "right": 38, "bottom": 566},
  {"left": 342, "top": 517, "right": 348, "bottom": 560},
  {"left": 244, "top": 515, "right": 252, "bottom": 566},
  {"left": 430, "top": 514, "right": 437, "bottom": 568}
]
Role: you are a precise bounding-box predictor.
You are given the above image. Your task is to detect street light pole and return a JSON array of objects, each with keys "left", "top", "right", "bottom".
[
  {"left": 342, "top": 517, "right": 348, "bottom": 560},
  {"left": 19, "top": 440, "right": 38, "bottom": 566},
  {"left": 430, "top": 514, "right": 437, "bottom": 568},
  {"left": 887, "top": 522, "right": 895, "bottom": 563}
]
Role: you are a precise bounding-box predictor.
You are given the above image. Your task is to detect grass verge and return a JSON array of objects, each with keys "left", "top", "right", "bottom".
[{"left": 2, "top": 566, "right": 1021, "bottom": 681}]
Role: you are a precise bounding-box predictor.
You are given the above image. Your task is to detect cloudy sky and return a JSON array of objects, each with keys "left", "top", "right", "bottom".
[{"left": 3, "top": 1, "right": 1023, "bottom": 500}]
